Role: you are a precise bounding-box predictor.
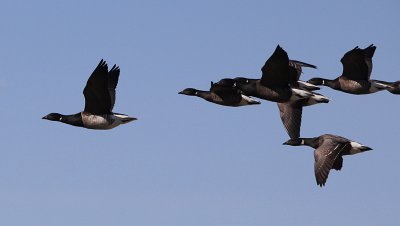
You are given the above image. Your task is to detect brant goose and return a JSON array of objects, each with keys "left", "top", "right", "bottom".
[
  {"left": 307, "top": 44, "right": 392, "bottom": 94},
  {"left": 283, "top": 134, "right": 372, "bottom": 186},
  {"left": 42, "top": 59, "right": 136, "bottom": 129},
  {"left": 179, "top": 81, "right": 260, "bottom": 107},
  {"left": 217, "top": 45, "right": 329, "bottom": 138}
]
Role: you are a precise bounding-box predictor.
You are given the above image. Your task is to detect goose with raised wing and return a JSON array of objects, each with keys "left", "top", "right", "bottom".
[
  {"left": 307, "top": 44, "right": 392, "bottom": 94},
  {"left": 42, "top": 59, "right": 136, "bottom": 129}
]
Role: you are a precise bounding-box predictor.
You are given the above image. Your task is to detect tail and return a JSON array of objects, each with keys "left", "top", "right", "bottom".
[
  {"left": 305, "top": 92, "right": 330, "bottom": 106},
  {"left": 121, "top": 117, "right": 137, "bottom": 124},
  {"left": 114, "top": 113, "right": 137, "bottom": 124}
]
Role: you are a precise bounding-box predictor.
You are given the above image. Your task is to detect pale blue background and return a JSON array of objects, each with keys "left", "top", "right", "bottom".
[{"left": 1, "top": 0, "right": 399, "bottom": 225}]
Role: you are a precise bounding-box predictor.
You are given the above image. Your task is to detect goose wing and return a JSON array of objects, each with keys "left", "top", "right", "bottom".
[
  {"left": 83, "top": 59, "right": 112, "bottom": 115},
  {"left": 277, "top": 102, "right": 303, "bottom": 139},
  {"left": 314, "top": 140, "right": 351, "bottom": 186},
  {"left": 340, "top": 45, "right": 376, "bottom": 81},
  {"left": 108, "top": 64, "right": 120, "bottom": 111},
  {"left": 260, "top": 45, "right": 291, "bottom": 88}
]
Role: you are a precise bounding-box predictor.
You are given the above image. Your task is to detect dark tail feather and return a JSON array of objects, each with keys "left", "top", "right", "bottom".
[{"left": 121, "top": 117, "right": 137, "bottom": 123}]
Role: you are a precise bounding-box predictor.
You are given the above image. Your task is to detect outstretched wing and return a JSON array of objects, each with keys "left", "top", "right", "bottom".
[
  {"left": 108, "top": 64, "right": 120, "bottom": 111},
  {"left": 340, "top": 45, "right": 376, "bottom": 81},
  {"left": 277, "top": 102, "right": 303, "bottom": 139},
  {"left": 260, "top": 45, "right": 290, "bottom": 88},
  {"left": 83, "top": 59, "right": 112, "bottom": 115},
  {"left": 314, "top": 140, "right": 351, "bottom": 186}
]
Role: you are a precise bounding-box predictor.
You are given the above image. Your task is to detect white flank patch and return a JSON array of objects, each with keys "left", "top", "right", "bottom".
[
  {"left": 350, "top": 141, "right": 363, "bottom": 148},
  {"left": 301, "top": 139, "right": 305, "bottom": 145},
  {"left": 291, "top": 88, "right": 312, "bottom": 98},
  {"left": 113, "top": 113, "right": 130, "bottom": 118},
  {"left": 298, "top": 80, "right": 319, "bottom": 89},
  {"left": 311, "top": 93, "right": 330, "bottom": 102},
  {"left": 241, "top": 94, "right": 260, "bottom": 104}
]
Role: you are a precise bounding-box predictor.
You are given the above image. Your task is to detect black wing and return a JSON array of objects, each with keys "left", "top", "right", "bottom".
[
  {"left": 108, "top": 64, "right": 120, "bottom": 111},
  {"left": 210, "top": 82, "right": 242, "bottom": 105},
  {"left": 288, "top": 60, "right": 317, "bottom": 81},
  {"left": 332, "top": 156, "right": 343, "bottom": 171},
  {"left": 277, "top": 102, "right": 303, "bottom": 139},
  {"left": 314, "top": 140, "right": 351, "bottom": 186},
  {"left": 83, "top": 59, "right": 112, "bottom": 115},
  {"left": 340, "top": 45, "right": 376, "bottom": 81},
  {"left": 260, "top": 45, "right": 291, "bottom": 88}
]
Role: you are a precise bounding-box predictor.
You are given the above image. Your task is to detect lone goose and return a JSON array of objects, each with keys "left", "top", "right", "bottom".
[
  {"left": 283, "top": 134, "right": 372, "bottom": 187},
  {"left": 307, "top": 44, "right": 391, "bottom": 94},
  {"left": 179, "top": 81, "right": 260, "bottom": 107},
  {"left": 42, "top": 59, "right": 137, "bottom": 129},
  {"left": 217, "top": 45, "right": 329, "bottom": 138}
]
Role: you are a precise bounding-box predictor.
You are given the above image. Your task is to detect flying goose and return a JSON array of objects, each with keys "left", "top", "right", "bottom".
[
  {"left": 283, "top": 134, "right": 372, "bottom": 187},
  {"left": 307, "top": 44, "right": 392, "bottom": 94},
  {"left": 217, "top": 45, "right": 329, "bottom": 138},
  {"left": 42, "top": 59, "right": 136, "bottom": 129},
  {"left": 179, "top": 81, "right": 260, "bottom": 107}
]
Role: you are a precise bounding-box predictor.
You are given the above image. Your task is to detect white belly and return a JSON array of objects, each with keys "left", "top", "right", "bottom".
[{"left": 81, "top": 113, "right": 122, "bottom": 130}]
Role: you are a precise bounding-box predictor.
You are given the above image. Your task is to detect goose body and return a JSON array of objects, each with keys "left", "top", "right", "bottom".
[
  {"left": 307, "top": 44, "right": 390, "bottom": 94},
  {"left": 42, "top": 59, "right": 136, "bottom": 130},
  {"left": 179, "top": 82, "right": 260, "bottom": 107},
  {"left": 283, "top": 134, "right": 372, "bottom": 186}
]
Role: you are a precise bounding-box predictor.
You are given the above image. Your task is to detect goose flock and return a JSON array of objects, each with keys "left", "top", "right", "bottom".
[
  {"left": 179, "top": 44, "right": 396, "bottom": 187},
  {"left": 43, "top": 44, "right": 395, "bottom": 187}
]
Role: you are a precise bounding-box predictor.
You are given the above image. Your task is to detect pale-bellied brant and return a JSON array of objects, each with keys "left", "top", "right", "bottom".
[
  {"left": 42, "top": 59, "right": 136, "bottom": 129},
  {"left": 307, "top": 44, "right": 392, "bottom": 94},
  {"left": 217, "top": 45, "right": 329, "bottom": 138},
  {"left": 179, "top": 81, "right": 260, "bottom": 107},
  {"left": 283, "top": 134, "right": 372, "bottom": 187}
]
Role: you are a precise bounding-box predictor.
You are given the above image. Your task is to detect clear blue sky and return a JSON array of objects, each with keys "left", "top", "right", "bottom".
[{"left": 1, "top": 0, "right": 399, "bottom": 225}]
